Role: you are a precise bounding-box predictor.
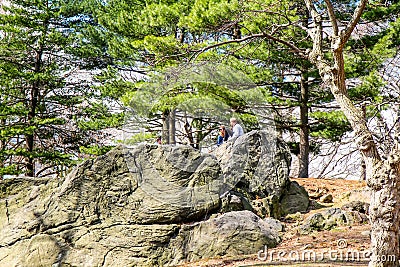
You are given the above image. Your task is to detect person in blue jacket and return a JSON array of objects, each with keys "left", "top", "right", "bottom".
[{"left": 217, "top": 125, "right": 231, "bottom": 146}]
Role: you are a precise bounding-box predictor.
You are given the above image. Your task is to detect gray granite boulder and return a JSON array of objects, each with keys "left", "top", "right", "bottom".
[
  {"left": 300, "top": 207, "right": 354, "bottom": 233},
  {"left": 0, "top": 141, "right": 287, "bottom": 266},
  {"left": 213, "top": 130, "right": 309, "bottom": 217}
]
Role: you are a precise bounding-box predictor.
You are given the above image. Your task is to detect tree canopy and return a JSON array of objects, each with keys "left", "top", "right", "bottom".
[{"left": 0, "top": 0, "right": 122, "bottom": 177}]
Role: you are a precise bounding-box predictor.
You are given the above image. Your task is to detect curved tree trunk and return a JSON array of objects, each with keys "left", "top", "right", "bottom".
[
  {"left": 323, "top": 60, "right": 400, "bottom": 267},
  {"left": 304, "top": 0, "right": 400, "bottom": 264},
  {"left": 317, "top": 44, "right": 400, "bottom": 267},
  {"left": 360, "top": 105, "right": 367, "bottom": 181},
  {"left": 368, "top": 158, "right": 400, "bottom": 267}
]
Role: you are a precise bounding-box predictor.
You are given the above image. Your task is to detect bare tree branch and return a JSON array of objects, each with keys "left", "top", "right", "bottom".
[
  {"left": 190, "top": 32, "right": 306, "bottom": 61},
  {"left": 324, "top": 0, "right": 339, "bottom": 37},
  {"left": 304, "top": 0, "right": 324, "bottom": 63},
  {"left": 341, "top": 0, "right": 368, "bottom": 45}
]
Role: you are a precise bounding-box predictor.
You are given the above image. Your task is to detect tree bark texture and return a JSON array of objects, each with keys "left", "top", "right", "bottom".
[
  {"left": 299, "top": 68, "right": 309, "bottom": 178},
  {"left": 169, "top": 109, "right": 176, "bottom": 145},
  {"left": 304, "top": 0, "right": 399, "bottom": 264},
  {"left": 367, "top": 157, "right": 400, "bottom": 267},
  {"left": 162, "top": 111, "right": 170, "bottom": 144}
]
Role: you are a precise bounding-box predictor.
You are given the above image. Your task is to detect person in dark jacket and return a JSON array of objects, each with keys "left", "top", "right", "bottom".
[{"left": 217, "top": 125, "right": 231, "bottom": 146}]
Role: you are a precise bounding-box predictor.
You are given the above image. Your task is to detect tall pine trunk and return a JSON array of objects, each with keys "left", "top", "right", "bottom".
[
  {"left": 162, "top": 110, "right": 170, "bottom": 144},
  {"left": 169, "top": 109, "right": 176, "bottom": 145},
  {"left": 0, "top": 118, "right": 4, "bottom": 180},
  {"left": 298, "top": 67, "right": 309, "bottom": 178},
  {"left": 26, "top": 50, "right": 41, "bottom": 177}
]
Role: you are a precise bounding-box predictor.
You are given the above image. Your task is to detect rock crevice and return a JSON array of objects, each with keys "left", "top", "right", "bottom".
[{"left": 0, "top": 130, "right": 308, "bottom": 266}]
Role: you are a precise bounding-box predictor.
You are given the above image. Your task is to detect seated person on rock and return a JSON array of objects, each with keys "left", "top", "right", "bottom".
[
  {"left": 229, "top": 118, "right": 244, "bottom": 140},
  {"left": 217, "top": 126, "right": 226, "bottom": 146}
]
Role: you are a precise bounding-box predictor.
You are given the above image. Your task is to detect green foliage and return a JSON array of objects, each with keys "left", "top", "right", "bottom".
[
  {"left": 122, "top": 132, "right": 155, "bottom": 145},
  {"left": 122, "top": 68, "right": 265, "bottom": 146},
  {"left": 0, "top": 165, "right": 21, "bottom": 177},
  {"left": 0, "top": 0, "right": 395, "bottom": 178},
  {"left": 310, "top": 111, "right": 352, "bottom": 141},
  {"left": 348, "top": 72, "right": 385, "bottom": 102},
  {"left": 88, "top": 0, "right": 398, "bottom": 158},
  {"left": 237, "top": 113, "right": 260, "bottom": 131},
  {"left": 180, "top": 0, "right": 240, "bottom": 31},
  {"left": 0, "top": 0, "right": 120, "bottom": 177},
  {"left": 363, "top": 1, "right": 400, "bottom": 21}
]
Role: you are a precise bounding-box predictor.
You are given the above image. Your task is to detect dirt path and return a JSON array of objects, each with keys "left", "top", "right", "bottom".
[
  {"left": 237, "top": 263, "right": 367, "bottom": 266},
  {"left": 177, "top": 178, "right": 370, "bottom": 267}
]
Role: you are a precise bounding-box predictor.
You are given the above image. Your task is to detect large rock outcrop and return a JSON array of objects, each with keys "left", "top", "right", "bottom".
[
  {"left": 0, "top": 130, "right": 308, "bottom": 266},
  {"left": 213, "top": 130, "right": 309, "bottom": 217}
]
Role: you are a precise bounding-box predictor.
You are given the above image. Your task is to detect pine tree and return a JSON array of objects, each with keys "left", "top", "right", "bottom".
[
  {"left": 0, "top": 0, "right": 122, "bottom": 178},
  {"left": 90, "top": 0, "right": 268, "bottom": 148}
]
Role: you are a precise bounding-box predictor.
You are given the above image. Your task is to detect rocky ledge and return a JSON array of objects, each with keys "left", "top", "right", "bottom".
[{"left": 0, "top": 130, "right": 308, "bottom": 266}]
